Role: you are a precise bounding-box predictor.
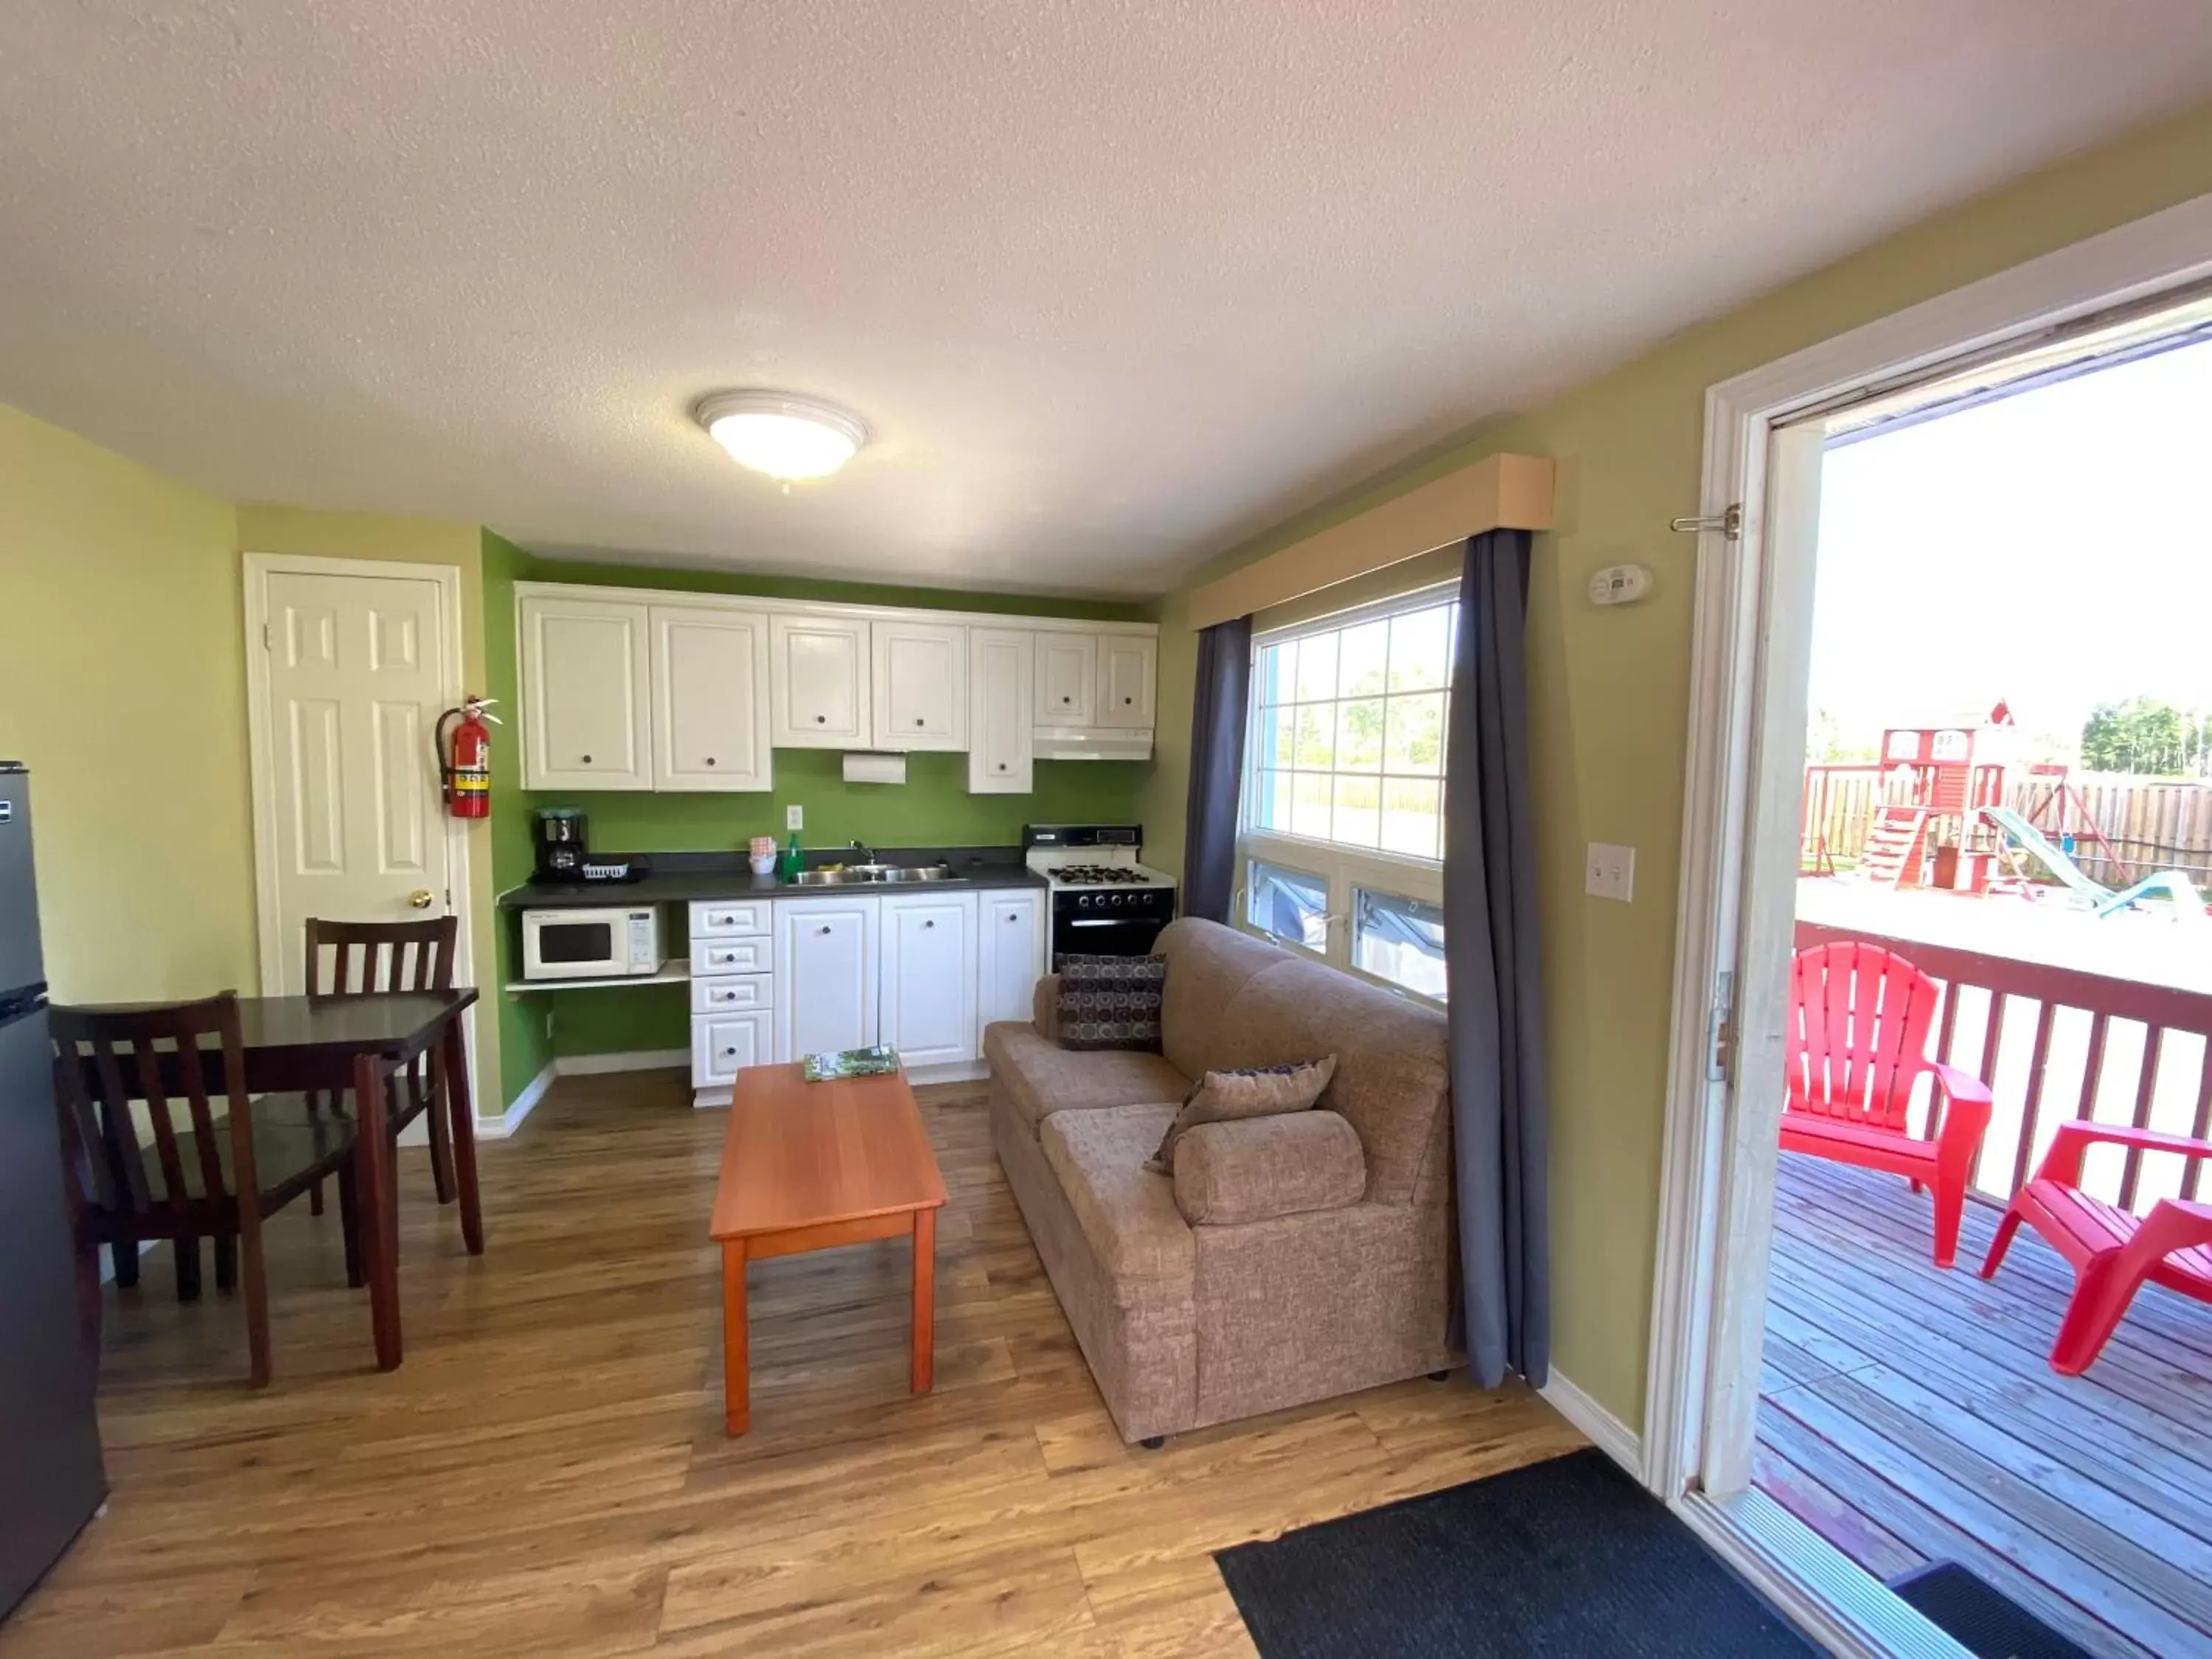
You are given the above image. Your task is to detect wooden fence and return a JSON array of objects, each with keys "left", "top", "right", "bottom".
[{"left": 1802, "top": 768, "right": 2212, "bottom": 884}]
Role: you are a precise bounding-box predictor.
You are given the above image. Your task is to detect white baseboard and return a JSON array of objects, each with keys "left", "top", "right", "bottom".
[
  {"left": 554, "top": 1048, "right": 688, "bottom": 1077},
  {"left": 476, "top": 1061, "right": 556, "bottom": 1140},
  {"left": 909, "top": 1058, "right": 990, "bottom": 1085},
  {"left": 1540, "top": 1368, "right": 1644, "bottom": 1481}
]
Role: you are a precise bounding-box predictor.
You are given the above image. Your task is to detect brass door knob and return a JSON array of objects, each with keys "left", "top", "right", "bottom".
[{"left": 408, "top": 889, "right": 435, "bottom": 910}]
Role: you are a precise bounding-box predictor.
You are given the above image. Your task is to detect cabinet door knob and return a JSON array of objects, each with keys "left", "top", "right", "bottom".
[
  {"left": 581, "top": 754, "right": 593, "bottom": 763},
  {"left": 706, "top": 757, "right": 716, "bottom": 766},
  {"left": 723, "top": 1047, "right": 737, "bottom": 1057},
  {"left": 818, "top": 925, "right": 831, "bottom": 935},
  {"left": 915, "top": 717, "right": 925, "bottom": 727},
  {"left": 815, "top": 714, "right": 827, "bottom": 724},
  {"left": 924, "top": 919, "right": 935, "bottom": 929},
  {"left": 1061, "top": 695, "right": 1071, "bottom": 703},
  {"left": 998, "top": 762, "right": 1007, "bottom": 771},
  {"left": 1123, "top": 697, "right": 1133, "bottom": 705}
]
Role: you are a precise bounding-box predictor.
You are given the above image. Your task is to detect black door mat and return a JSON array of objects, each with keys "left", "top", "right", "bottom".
[
  {"left": 1214, "top": 1447, "right": 1816, "bottom": 1658},
  {"left": 1888, "top": 1561, "right": 2096, "bottom": 1659}
]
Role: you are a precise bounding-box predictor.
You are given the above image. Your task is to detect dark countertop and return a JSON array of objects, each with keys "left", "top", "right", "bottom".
[{"left": 498, "top": 847, "right": 1048, "bottom": 909}]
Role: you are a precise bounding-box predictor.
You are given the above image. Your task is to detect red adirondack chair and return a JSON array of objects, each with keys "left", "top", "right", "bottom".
[
  {"left": 1980, "top": 1122, "right": 2212, "bottom": 1374},
  {"left": 1780, "top": 942, "right": 1994, "bottom": 1267}
]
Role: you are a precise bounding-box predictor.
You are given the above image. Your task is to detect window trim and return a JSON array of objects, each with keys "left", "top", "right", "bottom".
[{"left": 1234, "top": 581, "right": 1455, "bottom": 1006}]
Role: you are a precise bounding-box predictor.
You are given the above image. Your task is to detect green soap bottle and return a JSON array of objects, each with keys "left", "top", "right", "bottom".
[{"left": 782, "top": 830, "right": 801, "bottom": 881}]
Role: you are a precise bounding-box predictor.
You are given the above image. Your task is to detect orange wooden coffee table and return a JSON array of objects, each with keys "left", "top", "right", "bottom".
[{"left": 709, "top": 1062, "right": 948, "bottom": 1436}]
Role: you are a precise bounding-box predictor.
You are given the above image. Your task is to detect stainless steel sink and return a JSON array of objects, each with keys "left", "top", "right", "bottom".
[{"left": 787, "top": 863, "right": 954, "bottom": 886}]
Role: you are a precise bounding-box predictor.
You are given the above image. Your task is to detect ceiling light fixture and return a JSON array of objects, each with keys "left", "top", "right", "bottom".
[{"left": 695, "top": 390, "right": 869, "bottom": 481}]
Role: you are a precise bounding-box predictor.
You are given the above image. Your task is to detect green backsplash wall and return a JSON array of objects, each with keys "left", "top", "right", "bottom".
[{"left": 481, "top": 535, "right": 1158, "bottom": 1078}]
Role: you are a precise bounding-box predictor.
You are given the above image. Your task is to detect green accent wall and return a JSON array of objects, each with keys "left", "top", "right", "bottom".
[{"left": 481, "top": 535, "right": 1157, "bottom": 1079}]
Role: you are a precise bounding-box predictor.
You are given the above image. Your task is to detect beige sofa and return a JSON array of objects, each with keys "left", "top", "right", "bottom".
[{"left": 984, "top": 917, "right": 1457, "bottom": 1444}]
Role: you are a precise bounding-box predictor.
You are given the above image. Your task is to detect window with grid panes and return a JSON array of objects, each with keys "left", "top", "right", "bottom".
[{"left": 1237, "top": 585, "right": 1454, "bottom": 1001}]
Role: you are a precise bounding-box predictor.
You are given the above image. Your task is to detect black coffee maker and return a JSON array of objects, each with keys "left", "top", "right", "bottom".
[{"left": 534, "top": 807, "right": 588, "bottom": 880}]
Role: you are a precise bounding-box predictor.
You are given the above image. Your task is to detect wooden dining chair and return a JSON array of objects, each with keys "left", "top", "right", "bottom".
[
  {"left": 49, "top": 992, "right": 363, "bottom": 1387},
  {"left": 282, "top": 916, "right": 460, "bottom": 1217}
]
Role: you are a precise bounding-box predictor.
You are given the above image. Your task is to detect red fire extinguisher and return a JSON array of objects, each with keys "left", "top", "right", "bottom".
[{"left": 434, "top": 696, "right": 500, "bottom": 819}]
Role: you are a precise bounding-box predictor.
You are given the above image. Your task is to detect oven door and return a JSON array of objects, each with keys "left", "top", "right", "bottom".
[
  {"left": 1052, "top": 909, "right": 1168, "bottom": 965},
  {"left": 522, "top": 909, "right": 627, "bottom": 979}
]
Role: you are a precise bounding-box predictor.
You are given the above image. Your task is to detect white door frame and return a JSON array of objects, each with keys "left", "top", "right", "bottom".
[
  {"left": 240, "top": 552, "right": 481, "bottom": 1119},
  {"left": 1641, "top": 192, "right": 2212, "bottom": 1649}
]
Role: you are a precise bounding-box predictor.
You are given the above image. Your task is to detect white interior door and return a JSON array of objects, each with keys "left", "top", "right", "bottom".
[{"left": 254, "top": 566, "right": 459, "bottom": 995}]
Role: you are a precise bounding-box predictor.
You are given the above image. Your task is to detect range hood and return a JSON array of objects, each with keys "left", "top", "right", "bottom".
[{"left": 1033, "top": 726, "right": 1153, "bottom": 762}]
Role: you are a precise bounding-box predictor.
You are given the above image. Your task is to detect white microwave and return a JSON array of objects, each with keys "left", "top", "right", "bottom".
[{"left": 521, "top": 905, "right": 662, "bottom": 981}]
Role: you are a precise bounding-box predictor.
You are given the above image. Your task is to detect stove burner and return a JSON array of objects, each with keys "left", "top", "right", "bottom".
[{"left": 1055, "top": 866, "right": 1148, "bottom": 886}]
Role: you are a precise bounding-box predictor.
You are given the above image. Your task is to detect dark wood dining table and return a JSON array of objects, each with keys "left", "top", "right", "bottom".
[{"left": 70, "top": 988, "right": 481, "bottom": 1371}]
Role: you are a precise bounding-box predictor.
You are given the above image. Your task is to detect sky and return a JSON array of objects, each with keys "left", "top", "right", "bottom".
[{"left": 1806, "top": 333, "right": 2212, "bottom": 757}]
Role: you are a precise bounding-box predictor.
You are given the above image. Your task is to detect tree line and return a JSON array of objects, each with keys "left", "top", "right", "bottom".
[{"left": 2080, "top": 698, "right": 2212, "bottom": 778}]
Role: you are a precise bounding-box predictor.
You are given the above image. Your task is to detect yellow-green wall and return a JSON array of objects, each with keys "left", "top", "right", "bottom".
[
  {"left": 1141, "top": 100, "right": 2212, "bottom": 1427},
  {"left": 0, "top": 405, "right": 253, "bottom": 1000}
]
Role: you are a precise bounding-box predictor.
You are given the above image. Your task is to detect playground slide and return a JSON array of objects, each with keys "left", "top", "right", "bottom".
[{"left": 1979, "top": 806, "right": 2205, "bottom": 919}]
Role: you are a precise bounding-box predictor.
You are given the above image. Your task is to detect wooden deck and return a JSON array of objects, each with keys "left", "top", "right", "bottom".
[{"left": 1759, "top": 1155, "right": 2212, "bottom": 1658}]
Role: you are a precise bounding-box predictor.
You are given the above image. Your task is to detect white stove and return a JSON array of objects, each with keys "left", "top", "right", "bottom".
[{"left": 1023, "top": 824, "right": 1178, "bottom": 961}]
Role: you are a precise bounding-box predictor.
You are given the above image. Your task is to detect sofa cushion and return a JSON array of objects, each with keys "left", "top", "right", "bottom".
[
  {"left": 982, "top": 1021, "right": 1191, "bottom": 1139},
  {"left": 1154, "top": 919, "right": 1293, "bottom": 1082},
  {"left": 1208, "top": 956, "right": 1449, "bottom": 1206},
  {"left": 1055, "top": 953, "right": 1167, "bottom": 1051},
  {"left": 1172, "top": 1111, "right": 1366, "bottom": 1226},
  {"left": 1038, "top": 1102, "right": 1192, "bottom": 1283},
  {"left": 1147, "top": 1054, "right": 1338, "bottom": 1174}
]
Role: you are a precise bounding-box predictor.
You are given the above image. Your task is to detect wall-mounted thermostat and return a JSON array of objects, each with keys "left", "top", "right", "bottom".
[{"left": 1587, "top": 563, "right": 1652, "bottom": 607}]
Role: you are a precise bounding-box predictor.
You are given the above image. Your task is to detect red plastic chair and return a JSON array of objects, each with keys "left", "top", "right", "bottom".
[
  {"left": 1780, "top": 942, "right": 1994, "bottom": 1267},
  {"left": 1980, "top": 1122, "right": 2212, "bottom": 1374}
]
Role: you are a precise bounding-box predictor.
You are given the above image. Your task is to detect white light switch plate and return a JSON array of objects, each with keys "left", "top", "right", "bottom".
[
  {"left": 1585, "top": 842, "right": 1635, "bottom": 902},
  {"left": 785, "top": 804, "right": 804, "bottom": 832}
]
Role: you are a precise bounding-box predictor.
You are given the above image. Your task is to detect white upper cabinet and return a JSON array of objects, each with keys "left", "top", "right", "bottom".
[
  {"left": 1035, "top": 633, "right": 1097, "bottom": 725},
  {"left": 521, "top": 594, "right": 653, "bottom": 790},
  {"left": 1096, "top": 635, "right": 1158, "bottom": 728},
  {"left": 967, "top": 628, "right": 1034, "bottom": 793},
  {"left": 871, "top": 621, "right": 966, "bottom": 752},
  {"left": 770, "top": 614, "right": 871, "bottom": 748},
  {"left": 650, "top": 605, "right": 772, "bottom": 791},
  {"left": 976, "top": 890, "right": 1044, "bottom": 1040},
  {"left": 878, "top": 891, "right": 978, "bottom": 1067}
]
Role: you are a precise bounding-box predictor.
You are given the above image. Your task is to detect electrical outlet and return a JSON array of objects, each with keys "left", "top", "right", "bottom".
[
  {"left": 785, "top": 804, "right": 804, "bottom": 832},
  {"left": 1585, "top": 842, "right": 1635, "bottom": 902}
]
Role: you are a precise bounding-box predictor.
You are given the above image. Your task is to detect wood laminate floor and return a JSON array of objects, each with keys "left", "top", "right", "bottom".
[{"left": 4, "top": 1071, "right": 1582, "bottom": 1658}]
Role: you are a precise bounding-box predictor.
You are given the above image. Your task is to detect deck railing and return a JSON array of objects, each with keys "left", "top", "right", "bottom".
[{"left": 1793, "top": 920, "right": 2212, "bottom": 1215}]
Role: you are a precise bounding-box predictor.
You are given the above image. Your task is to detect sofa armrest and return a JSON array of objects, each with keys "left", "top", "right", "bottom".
[
  {"left": 1032, "top": 973, "right": 1062, "bottom": 1045},
  {"left": 1172, "top": 1111, "right": 1366, "bottom": 1227}
]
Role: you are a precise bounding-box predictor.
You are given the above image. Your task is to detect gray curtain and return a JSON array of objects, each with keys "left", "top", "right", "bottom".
[
  {"left": 1444, "top": 529, "right": 1551, "bottom": 1388},
  {"left": 1181, "top": 616, "right": 1252, "bottom": 924}
]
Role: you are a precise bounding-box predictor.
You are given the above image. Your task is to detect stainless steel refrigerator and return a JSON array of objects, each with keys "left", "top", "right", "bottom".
[{"left": 0, "top": 763, "right": 106, "bottom": 1617}]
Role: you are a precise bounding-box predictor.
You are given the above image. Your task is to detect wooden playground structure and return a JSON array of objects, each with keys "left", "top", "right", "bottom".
[{"left": 1800, "top": 700, "right": 2206, "bottom": 915}]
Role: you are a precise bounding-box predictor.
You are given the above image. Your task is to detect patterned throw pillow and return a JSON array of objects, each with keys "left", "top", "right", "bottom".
[
  {"left": 1147, "top": 1055, "right": 1339, "bottom": 1175},
  {"left": 1056, "top": 953, "right": 1168, "bottom": 1052}
]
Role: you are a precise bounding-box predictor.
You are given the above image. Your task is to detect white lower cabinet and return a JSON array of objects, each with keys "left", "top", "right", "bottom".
[
  {"left": 776, "top": 898, "right": 881, "bottom": 1062},
  {"left": 877, "top": 891, "right": 978, "bottom": 1067},
  {"left": 692, "top": 1009, "right": 773, "bottom": 1089},
  {"left": 691, "top": 886, "right": 1046, "bottom": 1099},
  {"left": 975, "top": 890, "right": 1045, "bottom": 1040}
]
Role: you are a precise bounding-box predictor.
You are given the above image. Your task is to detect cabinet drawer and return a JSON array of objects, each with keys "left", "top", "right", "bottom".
[
  {"left": 688, "top": 899, "right": 771, "bottom": 939},
  {"left": 691, "top": 973, "right": 773, "bottom": 1015},
  {"left": 692, "top": 1009, "right": 773, "bottom": 1087},
  {"left": 691, "top": 936, "right": 772, "bottom": 976}
]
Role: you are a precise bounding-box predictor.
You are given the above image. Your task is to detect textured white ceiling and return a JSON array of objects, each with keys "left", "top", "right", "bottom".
[{"left": 4, "top": 4, "right": 2211, "bottom": 596}]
